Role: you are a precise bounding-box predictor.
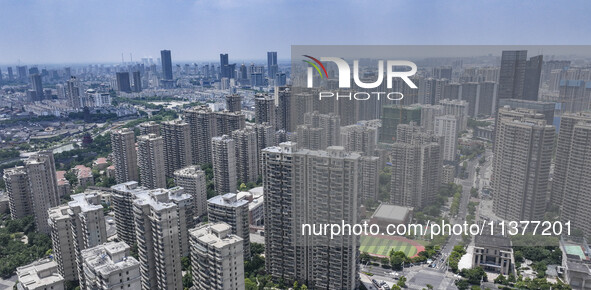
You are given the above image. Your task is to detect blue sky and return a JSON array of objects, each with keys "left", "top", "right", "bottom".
[{"left": 1, "top": 0, "right": 590, "bottom": 64}]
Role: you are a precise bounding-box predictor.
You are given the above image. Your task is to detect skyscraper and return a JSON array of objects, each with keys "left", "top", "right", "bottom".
[
  {"left": 3, "top": 166, "right": 32, "bottom": 219},
  {"left": 390, "top": 133, "right": 442, "bottom": 208},
  {"left": 184, "top": 106, "right": 214, "bottom": 165},
  {"left": 207, "top": 193, "right": 251, "bottom": 260},
  {"left": 137, "top": 134, "right": 166, "bottom": 189},
  {"left": 116, "top": 72, "right": 132, "bottom": 93},
  {"left": 434, "top": 115, "right": 459, "bottom": 162},
  {"left": 232, "top": 128, "right": 259, "bottom": 184},
  {"left": 267, "top": 51, "right": 278, "bottom": 78},
  {"left": 24, "top": 151, "right": 59, "bottom": 234},
  {"left": 132, "top": 70, "right": 142, "bottom": 92},
  {"left": 161, "top": 50, "right": 173, "bottom": 80},
  {"left": 220, "top": 53, "right": 230, "bottom": 78},
  {"left": 111, "top": 128, "right": 139, "bottom": 183},
  {"left": 67, "top": 76, "right": 81, "bottom": 109},
  {"left": 523, "top": 55, "right": 543, "bottom": 101},
  {"left": 551, "top": 112, "right": 591, "bottom": 208},
  {"left": 30, "top": 73, "right": 43, "bottom": 100},
  {"left": 492, "top": 107, "right": 554, "bottom": 221},
  {"left": 174, "top": 166, "right": 208, "bottom": 219},
  {"left": 225, "top": 94, "right": 242, "bottom": 112},
  {"left": 190, "top": 222, "right": 245, "bottom": 290},
  {"left": 162, "top": 120, "right": 193, "bottom": 177},
  {"left": 262, "top": 144, "right": 360, "bottom": 289},
  {"left": 498, "top": 50, "right": 528, "bottom": 100},
  {"left": 255, "top": 95, "right": 276, "bottom": 127},
  {"left": 276, "top": 86, "right": 291, "bottom": 131},
  {"left": 211, "top": 135, "right": 237, "bottom": 195}
]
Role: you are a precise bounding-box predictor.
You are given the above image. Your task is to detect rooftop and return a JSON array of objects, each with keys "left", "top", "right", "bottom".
[
  {"left": 17, "top": 259, "right": 64, "bottom": 289},
  {"left": 371, "top": 204, "right": 412, "bottom": 222},
  {"left": 81, "top": 241, "right": 139, "bottom": 276},
  {"left": 189, "top": 222, "right": 243, "bottom": 249},
  {"left": 474, "top": 235, "right": 512, "bottom": 249}
]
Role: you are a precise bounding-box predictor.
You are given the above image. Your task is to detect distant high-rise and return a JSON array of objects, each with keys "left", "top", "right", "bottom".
[
  {"left": 174, "top": 166, "right": 208, "bottom": 218},
  {"left": 16, "top": 65, "right": 27, "bottom": 82},
  {"left": 359, "top": 156, "right": 380, "bottom": 202},
  {"left": 255, "top": 95, "right": 276, "bottom": 127},
  {"left": 380, "top": 104, "right": 422, "bottom": 143},
  {"left": 132, "top": 70, "right": 142, "bottom": 92},
  {"left": 111, "top": 128, "right": 139, "bottom": 183},
  {"left": 190, "top": 222, "right": 245, "bottom": 290},
  {"left": 434, "top": 115, "right": 459, "bottom": 162},
  {"left": 551, "top": 112, "right": 591, "bottom": 208},
  {"left": 232, "top": 128, "right": 259, "bottom": 184},
  {"left": 276, "top": 86, "right": 291, "bottom": 131},
  {"left": 207, "top": 193, "right": 251, "bottom": 260},
  {"left": 137, "top": 134, "right": 166, "bottom": 189},
  {"left": 439, "top": 99, "right": 469, "bottom": 131},
  {"left": 433, "top": 66, "right": 452, "bottom": 79},
  {"left": 296, "top": 125, "right": 325, "bottom": 150},
  {"left": 390, "top": 132, "right": 442, "bottom": 208},
  {"left": 116, "top": 72, "right": 132, "bottom": 93},
  {"left": 523, "top": 55, "right": 543, "bottom": 101},
  {"left": 81, "top": 242, "right": 141, "bottom": 290},
  {"left": 161, "top": 50, "right": 173, "bottom": 80},
  {"left": 30, "top": 73, "right": 43, "bottom": 101},
  {"left": 67, "top": 77, "right": 81, "bottom": 109},
  {"left": 477, "top": 81, "right": 498, "bottom": 116},
  {"left": 492, "top": 107, "right": 554, "bottom": 221},
  {"left": 138, "top": 121, "right": 160, "bottom": 136},
  {"left": 262, "top": 144, "right": 360, "bottom": 289},
  {"left": 267, "top": 51, "right": 278, "bottom": 78},
  {"left": 498, "top": 99, "right": 555, "bottom": 127},
  {"left": 211, "top": 135, "right": 237, "bottom": 195},
  {"left": 24, "top": 151, "right": 59, "bottom": 234},
  {"left": 558, "top": 80, "right": 589, "bottom": 113},
  {"left": 226, "top": 94, "right": 242, "bottom": 112},
  {"left": 304, "top": 111, "right": 340, "bottom": 148},
  {"left": 340, "top": 122, "right": 378, "bottom": 156},
  {"left": 220, "top": 53, "right": 231, "bottom": 78},
  {"left": 162, "top": 120, "right": 193, "bottom": 177},
  {"left": 7, "top": 67, "right": 14, "bottom": 81}
]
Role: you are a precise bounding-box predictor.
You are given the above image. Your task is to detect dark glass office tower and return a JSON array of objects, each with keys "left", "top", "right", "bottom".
[{"left": 160, "top": 50, "right": 173, "bottom": 80}]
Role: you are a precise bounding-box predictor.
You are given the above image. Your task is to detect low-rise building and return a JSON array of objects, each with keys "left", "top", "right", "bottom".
[
  {"left": 369, "top": 204, "right": 413, "bottom": 233},
  {"left": 559, "top": 237, "right": 591, "bottom": 289},
  {"left": 56, "top": 171, "right": 71, "bottom": 197},
  {"left": 473, "top": 235, "right": 515, "bottom": 276},
  {"left": 73, "top": 165, "right": 94, "bottom": 188}
]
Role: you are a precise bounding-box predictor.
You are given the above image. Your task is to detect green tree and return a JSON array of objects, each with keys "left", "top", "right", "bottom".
[{"left": 397, "top": 275, "right": 407, "bottom": 288}]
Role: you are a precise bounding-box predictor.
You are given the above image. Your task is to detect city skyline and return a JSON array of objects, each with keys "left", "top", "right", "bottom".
[{"left": 2, "top": 0, "right": 591, "bottom": 64}]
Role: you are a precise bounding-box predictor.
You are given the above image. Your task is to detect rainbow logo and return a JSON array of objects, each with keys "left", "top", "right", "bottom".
[{"left": 302, "top": 55, "right": 328, "bottom": 78}]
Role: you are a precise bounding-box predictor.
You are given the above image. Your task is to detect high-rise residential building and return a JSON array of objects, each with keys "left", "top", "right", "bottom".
[
  {"left": 16, "top": 259, "right": 65, "bottom": 290},
  {"left": 478, "top": 81, "right": 498, "bottom": 117},
  {"left": 232, "top": 128, "right": 259, "bottom": 184},
  {"left": 551, "top": 112, "right": 591, "bottom": 208},
  {"left": 225, "top": 94, "right": 242, "bottom": 112},
  {"left": 433, "top": 66, "right": 452, "bottom": 79},
  {"left": 48, "top": 191, "right": 108, "bottom": 286},
  {"left": 184, "top": 106, "right": 246, "bottom": 165},
  {"left": 133, "top": 188, "right": 185, "bottom": 289},
  {"left": 442, "top": 164, "right": 456, "bottom": 184},
  {"left": 255, "top": 95, "right": 276, "bottom": 127},
  {"left": 167, "top": 187, "right": 195, "bottom": 257},
  {"left": 16, "top": 65, "right": 27, "bottom": 82},
  {"left": 390, "top": 133, "right": 442, "bottom": 208},
  {"left": 252, "top": 123, "right": 275, "bottom": 151},
  {"left": 138, "top": 121, "right": 160, "bottom": 136},
  {"left": 380, "top": 104, "right": 422, "bottom": 143},
  {"left": 67, "top": 76, "right": 81, "bottom": 109},
  {"left": 558, "top": 80, "right": 590, "bottom": 113},
  {"left": 7, "top": 67, "right": 14, "bottom": 81},
  {"left": 296, "top": 125, "right": 325, "bottom": 150},
  {"left": 267, "top": 51, "right": 278, "bottom": 78},
  {"left": 174, "top": 166, "right": 208, "bottom": 218},
  {"left": 212, "top": 135, "right": 237, "bottom": 195},
  {"left": 207, "top": 193, "right": 250, "bottom": 260},
  {"left": 161, "top": 50, "right": 173, "bottom": 80},
  {"left": 132, "top": 70, "right": 142, "bottom": 92},
  {"left": 434, "top": 115, "right": 459, "bottom": 162},
  {"left": 81, "top": 242, "right": 141, "bottom": 290},
  {"left": 162, "top": 120, "right": 193, "bottom": 177},
  {"left": 111, "top": 128, "right": 139, "bottom": 183},
  {"left": 190, "top": 222, "right": 245, "bottom": 290},
  {"left": 116, "top": 72, "right": 132, "bottom": 93},
  {"left": 419, "top": 78, "right": 448, "bottom": 105},
  {"left": 443, "top": 83, "right": 461, "bottom": 100},
  {"left": 304, "top": 111, "right": 341, "bottom": 147},
  {"left": 498, "top": 99, "right": 555, "bottom": 128},
  {"left": 498, "top": 50, "right": 528, "bottom": 101},
  {"left": 276, "top": 86, "right": 291, "bottom": 131},
  {"left": 137, "top": 134, "right": 166, "bottom": 189},
  {"left": 559, "top": 119, "right": 591, "bottom": 236},
  {"left": 460, "top": 82, "right": 479, "bottom": 117},
  {"left": 262, "top": 143, "right": 360, "bottom": 289},
  {"left": 420, "top": 104, "right": 445, "bottom": 131},
  {"left": 3, "top": 166, "right": 32, "bottom": 219},
  {"left": 30, "top": 73, "right": 43, "bottom": 101},
  {"left": 24, "top": 151, "right": 59, "bottom": 234},
  {"left": 524, "top": 55, "right": 543, "bottom": 101},
  {"left": 439, "top": 99, "right": 469, "bottom": 131},
  {"left": 359, "top": 156, "right": 380, "bottom": 202},
  {"left": 492, "top": 107, "right": 554, "bottom": 221},
  {"left": 340, "top": 123, "right": 378, "bottom": 156}
]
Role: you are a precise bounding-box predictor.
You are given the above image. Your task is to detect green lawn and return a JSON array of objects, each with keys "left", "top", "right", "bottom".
[{"left": 359, "top": 235, "right": 418, "bottom": 257}]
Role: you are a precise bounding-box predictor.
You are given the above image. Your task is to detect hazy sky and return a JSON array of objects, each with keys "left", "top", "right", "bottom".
[{"left": 1, "top": 0, "right": 590, "bottom": 65}]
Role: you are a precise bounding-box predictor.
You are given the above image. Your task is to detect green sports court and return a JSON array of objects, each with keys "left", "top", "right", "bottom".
[{"left": 359, "top": 235, "right": 425, "bottom": 258}]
